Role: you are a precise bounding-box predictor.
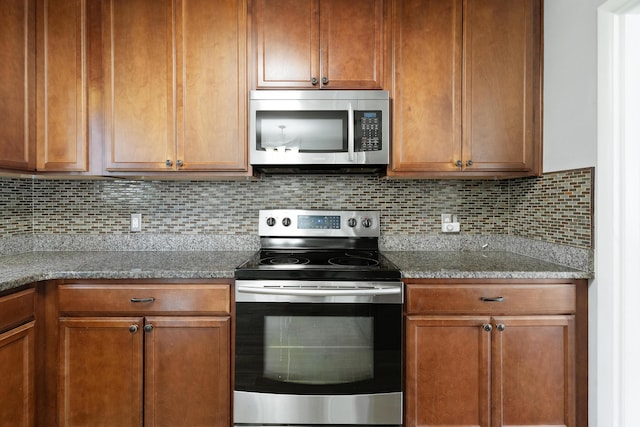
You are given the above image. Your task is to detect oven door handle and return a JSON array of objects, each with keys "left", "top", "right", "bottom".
[{"left": 236, "top": 286, "right": 401, "bottom": 297}]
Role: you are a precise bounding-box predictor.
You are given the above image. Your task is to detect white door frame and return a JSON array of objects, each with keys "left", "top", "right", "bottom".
[{"left": 595, "top": 1, "right": 640, "bottom": 425}]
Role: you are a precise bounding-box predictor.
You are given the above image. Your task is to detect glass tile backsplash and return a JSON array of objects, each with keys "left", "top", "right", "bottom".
[{"left": 0, "top": 168, "right": 593, "bottom": 249}]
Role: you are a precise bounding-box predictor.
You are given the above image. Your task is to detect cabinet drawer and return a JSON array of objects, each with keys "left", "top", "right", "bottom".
[
  {"left": 0, "top": 288, "right": 35, "bottom": 332},
  {"left": 58, "top": 283, "right": 230, "bottom": 315},
  {"left": 406, "top": 283, "right": 575, "bottom": 315}
]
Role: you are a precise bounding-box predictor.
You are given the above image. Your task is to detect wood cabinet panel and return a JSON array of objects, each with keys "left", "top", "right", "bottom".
[
  {"left": 0, "top": 288, "right": 35, "bottom": 333},
  {"left": 253, "top": 0, "right": 382, "bottom": 89},
  {"left": 404, "top": 281, "right": 578, "bottom": 427},
  {"left": 0, "top": 321, "right": 35, "bottom": 427},
  {"left": 102, "top": 0, "right": 174, "bottom": 171},
  {"left": 492, "top": 316, "right": 575, "bottom": 427},
  {"left": 36, "top": 0, "right": 88, "bottom": 172},
  {"left": 176, "top": 0, "right": 247, "bottom": 171},
  {"left": 390, "top": 0, "right": 461, "bottom": 172},
  {"left": 462, "top": 0, "right": 541, "bottom": 174},
  {"left": 405, "top": 315, "right": 490, "bottom": 427},
  {"left": 406, "top": 283, "right": 576, "bottom": 315},
  {"left": 388, "top": 0, "right": 542, "bottom": 178},
  {"left": 144, "top": 316, "right": 231, "bottom": 426},
  {"left": 320, "top": 0, "right": 383, "bottom": 89},
  {"left": 58, "top": 283, "right": 231, "bottom": 315},
  {"left": 254, "top": 0, "right": 318, "bottom": 88},
  {"left": 0, "top": 0, "right": 36, "bottom": 171},
  {"left": 58, "top": 317, "right": 144, "bottom": 427}
]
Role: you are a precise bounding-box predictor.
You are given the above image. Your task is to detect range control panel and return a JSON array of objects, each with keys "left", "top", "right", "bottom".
[{"left": 259, "top": 209, "right": 380, "bottom": 238}]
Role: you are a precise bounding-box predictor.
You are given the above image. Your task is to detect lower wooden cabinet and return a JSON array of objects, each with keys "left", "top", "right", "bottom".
[
  {"left": 55, "top": 281, "right": 231, "bottom": 427},
  {"left": 0, "top": 288, "right": 36, "bottom": 427},
  {"left": 404, "top": 280, "right": 581, "bottom": 427}
]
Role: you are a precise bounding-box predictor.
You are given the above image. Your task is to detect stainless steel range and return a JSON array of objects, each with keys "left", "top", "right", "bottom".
[{"left": 234, "top": 209, "right": 403, "bottom": 427}]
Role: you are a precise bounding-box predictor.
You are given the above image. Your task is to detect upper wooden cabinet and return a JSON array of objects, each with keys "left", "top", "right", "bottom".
[
  {"left": 0, "top": 0, "right": 36, "bottom": 171},
  {"left": 37, "top": 0, "right": 89, "bottom": 172},
  {"left": 388, "top": 0, "right": 542, "bottom": 178},
  {"left": 0, "top": 0, "right": 90, "bottom": 173},
  {"left": 99, "top": 0, "right": 248, "bottom": 174},
  {"left": 252, "top": 0, "right": 384, "bottom": 89}
]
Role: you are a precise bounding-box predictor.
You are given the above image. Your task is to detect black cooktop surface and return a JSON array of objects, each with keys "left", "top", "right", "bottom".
[{"left": 235, "top": 249, "right": 401, "bottom": 281}]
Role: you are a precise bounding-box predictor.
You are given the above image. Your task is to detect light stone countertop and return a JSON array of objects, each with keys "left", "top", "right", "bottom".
[{"left": 0, "top": 250, "right": 590, "bottom": 293}]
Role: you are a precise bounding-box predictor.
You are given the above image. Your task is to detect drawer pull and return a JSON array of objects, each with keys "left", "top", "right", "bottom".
[
  {"left": 130, "top": 297, "right": 155, "bottom": 303},
  {"left": 480, "top": 296, "right": 504, "bottom": 302},
  {"left": 129, "top": 325, "right": 138, "bottom": 333},
  {"left": 482, "top": 324, "right": 493, "bottom": 332}
]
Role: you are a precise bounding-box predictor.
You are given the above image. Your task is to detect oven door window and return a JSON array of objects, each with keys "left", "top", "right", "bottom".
[
  {"left": 235, "top": 303, "right": 401, "bottom": 395},
  {"left": 255, "top": 111, "right": 348, "bottom": 152}
]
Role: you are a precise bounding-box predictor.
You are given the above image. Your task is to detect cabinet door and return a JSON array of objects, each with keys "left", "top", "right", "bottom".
[
  {"left": 389, "top": 0, "right": 462, "bottom": 174},
  {"left": 254, "top": 0, "right": 319, "bottom": 88},
  {"left": 461, "top": 0, "right": 541, "bottom": 174},
  {"left": 0, "top": 321, "right": 35, "bottom": 427},
  {"left": 405, "top": 315, "right": 490, "bottom": 427},
  {"left": 144, "top": 316, "right": 231, "bottom": 427},
  {"left": 102, "top": 0, "right": 175, "bottom": 172},
  {"left": 37, "top": 0, "right": 88, "bottom": 172},
  {"left": 319, "top": 0, "right": 383, "bottom": 89},
  {"left": 58, "top": 317, "right": 144, "bottom": 427},
  {"left": 0, "top": 0, "right": 36, "bottom": 171},
  {"left": 175, "top": 0, "right": 248, "bottom": 172},
  {"left": 492, "top": 316, "right": 575, "bottom": 427}
]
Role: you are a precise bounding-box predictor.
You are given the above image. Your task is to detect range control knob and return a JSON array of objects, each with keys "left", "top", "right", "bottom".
[
  {"left": 347, "top": 218, "right": 358, "bottom": 228},
  {"left": 362, "top": 218, "right": 372, "bottom": 228},
  {"left": 282, "top": 217, "right": 292, "bottom": 227},
  {"left": 266, "top": 217, "right": 276, "bottom": 227}
]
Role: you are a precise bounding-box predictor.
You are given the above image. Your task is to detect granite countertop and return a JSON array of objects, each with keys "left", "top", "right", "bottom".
[
  {"left": 0, "top": 251, "right": 255, "bottom": 293},
  {"left": 383, "top": 251, "right": 590, "bottom": 280},
  {"left": 0, "top": 249, "right": 590, "bottom": 293}
]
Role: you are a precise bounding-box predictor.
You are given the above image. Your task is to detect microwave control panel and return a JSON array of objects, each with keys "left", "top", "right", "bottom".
[{"left": 354, "top": 111, "right": 382, "bottom": 152}]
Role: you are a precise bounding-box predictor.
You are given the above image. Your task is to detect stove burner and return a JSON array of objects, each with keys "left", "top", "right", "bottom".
[
  {"left": 328, "top": 256, "right": 380, "bottom": 267},
  {"left": 345, "top": 250, "right": 375, "bottom": 258},
  {"left": 260, "top": 256, "right": 310, "bottom": 266}
]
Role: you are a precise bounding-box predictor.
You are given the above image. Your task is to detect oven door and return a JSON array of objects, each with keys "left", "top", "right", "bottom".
[{"left": 234, "top": 280, "right": 403, "bottom": 426}]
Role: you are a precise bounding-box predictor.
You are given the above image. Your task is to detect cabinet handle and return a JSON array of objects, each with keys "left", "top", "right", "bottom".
[
  {"left": 466, "top": 160, "right": 474, "bottom": 166},
  {"left": 480, "top": 296, "right": 504, "bottom": 302},
  {"left": 321, "top": 76, "right": 329, "bottom": 85},
  {"left": 482, "top": 323, "right": 493, "bottom": 332},
  {"left": 496, "top": 323, "right": 505, "bottom": 332},
  {"left": 455, "top": 160, "right": 462, "bottom": 167},
  {"left": 129, "top": 325, "right": 138, "bottom": 333},
  {"left": 130, "top": 297, "right": 155, "bottom": 303},
  {"left": 176, "top": 159, "right": 184, "bottom": 167},
  {"left": 144, "top": 324, "right": 153, "bottom": 333},
  {"left": 165, "top": 159, "right": 173, "bottom": 167},
  {"left": 311, "top": 77, "right": 318, "bottom": 85}
]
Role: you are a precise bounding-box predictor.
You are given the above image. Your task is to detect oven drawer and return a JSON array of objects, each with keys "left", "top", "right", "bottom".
[
  {"left": 405, "top": 282, "right": 576, "bottom": 315},
  {"left": 58, "top": 283, "right": 231, "bottom": 315}
]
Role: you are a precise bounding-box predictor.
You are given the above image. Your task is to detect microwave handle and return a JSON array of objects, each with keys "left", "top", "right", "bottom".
[{"left": 348, "top": 102, "right": 355, "bottom": 162}]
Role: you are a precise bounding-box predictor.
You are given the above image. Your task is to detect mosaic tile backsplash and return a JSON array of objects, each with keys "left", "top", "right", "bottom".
[{"left": 0, "top": 168, "right": 593, "bottom": 249}]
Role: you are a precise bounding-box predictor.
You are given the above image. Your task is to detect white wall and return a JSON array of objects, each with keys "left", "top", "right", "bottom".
[{"left": 543, "top": 0, "right": 603, "bottom": 172}]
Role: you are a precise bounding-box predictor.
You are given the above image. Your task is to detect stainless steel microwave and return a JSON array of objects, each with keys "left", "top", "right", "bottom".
[{"left": 249, "top": 90, "right": 389, "bottom": 173}]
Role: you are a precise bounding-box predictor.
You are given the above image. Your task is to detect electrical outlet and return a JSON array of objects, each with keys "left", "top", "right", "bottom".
[
  {"left": 441, "top": 213, "right": 460, "bottom": 233},
  {"left": 130, "top": 213, "right": 142, "bottom": 232}
]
